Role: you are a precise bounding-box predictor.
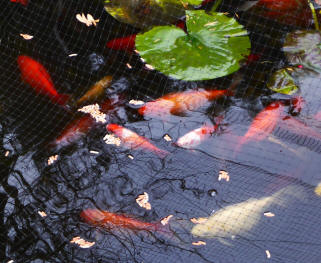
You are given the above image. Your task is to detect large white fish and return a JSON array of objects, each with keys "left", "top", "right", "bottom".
[{"left": 191, "top": 185, "right": 304, "bottom": 241}]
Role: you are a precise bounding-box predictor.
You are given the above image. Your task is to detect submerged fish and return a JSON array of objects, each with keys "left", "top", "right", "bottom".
[
  {"left": 106, "top": 124, "right": 169, "bottom": 158},
  {"left": 51, "top": 114, "right": 95, "bottom": 149},
  {"left": 234, "top": 101, "right": 284, "bottom": 155},
  {"left": 106, "top": 34, "right": 136, "bottom": 52},
  {"left": 10, "top": 0, "right": 28, "bottom": 5},
  {"left": 17, "top": 55, "right": 69, "bottom": 106},
  {"left": 176, "top": 118, "right": 222, "bottom": 149},
  {"left": 191, "top": 185, "right": 303, "bottom": 240},
  {"left": 138, "top": 89, "right": 233, "bottom": 118},
  {"left": 81, "top": 209, "right": 168, "bottom": 233},
  {"left": 76, "top": 76, "right": 112, "bottom": 106}
]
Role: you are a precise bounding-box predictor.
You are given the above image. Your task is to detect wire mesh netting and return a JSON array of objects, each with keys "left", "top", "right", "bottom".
[{"left": 1, "top": 0, "right": 321, "bottom": 262}]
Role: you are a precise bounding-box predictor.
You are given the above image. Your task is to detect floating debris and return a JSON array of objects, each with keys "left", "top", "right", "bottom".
[
  {"left": 136, "top": 192, "right": 151, "bottom": 210},
  {"left": 20, "top": 33, "right": 33, "bottom": 40},
  {"left": 70, "top": 236, "right": 95, "bottom": 248},
  {"left": 129, "top": 99, "right": 145, "bottom": 106},
  {"left": 4, "top": 150, "right": 10, "bottom": 157},
  {"left": 190, "top": 217, "right": 208, "bottom": 224},
  {"left": 68, "top": 53, "right": 78, "bottom": 57},
  {"left": 126, "top": 63, "right": 132, "bottom": 69},
  {"left": 265, "top": 250, "right": 271, "bottom": 259},
  {"left": 263, "top": 212, "right": 275, "bottom": 217},
  {"left": 76, "top": 13, "right": 99, "bottom": 27},
  {"left": 161, "top": 215, "right": 173, "bottom": 225},
  {"left": 38, "top": 211, "right": 47, "bottom": 217},
  {"left": 7, "top": 260, "right": 14, "bottom": 263},
  {"left": 218, "top": 170, "right": 230, "bottom": 182},
  {"left": 90, "top": 150, "right": 99, "bottom": 154},
  {"left": 127, "top": 154, "right": 134, "bottom": 159},
  {"left": 163, "top": 134, "right": 172, "bottom": 142},
  {"left": 47, "top": 155, "right": 58, "bottom": 165},
  {"left": 192, "top": 241, "right": 206, "bottom": 246},
  {"left": 145, "top": 64, "right": 154, "bottom": 70},
  {"left": 103, "top": 134, "right": 121, "bottom": 146},
  {"left": 78, "top": 104, "right": 106, "bottom": 123}
]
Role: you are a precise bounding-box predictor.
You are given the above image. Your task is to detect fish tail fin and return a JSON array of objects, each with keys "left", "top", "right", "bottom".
[
  {"left": 56, "top": 94, "right": 70, "bottom": 106},
  {"left": 155, "top": 148, "right": 170, "bottom": 159}
]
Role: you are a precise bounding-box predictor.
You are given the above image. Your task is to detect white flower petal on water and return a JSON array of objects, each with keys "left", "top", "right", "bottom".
[
  {"left": 78, "top": 104, "right": 106, "bottom": 123},
  {"left": 20, "top": 33, "right": 33, "bottom": 40},
  {"left": 218, "top": 170, "right": 230, "bottom": 182},
  {"left": 192, "top": 241, "right": 206, "bottom": 246},
  {"left": 38, "top": 211, "right": 47, "bottom": 217},
  {"left": 129, "top": 99, "right": 145, "bottom": 106},
  {"left": 263, "top": 212, "right": 275, "bottom": 217},
  {"left": 70, "top": 236, "right": 95, "bottom": 248},
  {"left": 47, "top": 155, "right": 58, "bottom": 165},
  {"left": 163, "top": 134, "right": 172, "bottom": 142},
  {"left": 136, "top": 192, "right": 151, "bottom": 210},
  {"left": 68, "top": 53, "right": 78, "bottom": 57},
  {"left": 5, "top": 150, "right": 10, "bottom": 157},
  {"left": 103, "top": 134, "right": 121, "bottom": 146},
  {"left": 265, "top": 250, "right": 271, "bottom": 259},
  {"left": 161, "top": 215, "right": 173, "bottom": 225}
]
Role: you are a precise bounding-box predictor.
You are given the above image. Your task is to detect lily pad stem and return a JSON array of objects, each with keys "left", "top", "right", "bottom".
[
  {"left": 211, "top": 0, "right": 223, "bottom": 12},
  {"left": 307, "top": 0, "right": 319, "bottom": 31}
]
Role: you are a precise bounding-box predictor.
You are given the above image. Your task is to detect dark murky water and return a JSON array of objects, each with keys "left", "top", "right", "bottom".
[{"left": 1, "top": 0, "right": 321, "bottom": 262}]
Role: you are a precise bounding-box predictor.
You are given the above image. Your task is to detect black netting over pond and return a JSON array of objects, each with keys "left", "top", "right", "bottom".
[{"left": 1, "top": 0, "right": 321, "bottom": 262}]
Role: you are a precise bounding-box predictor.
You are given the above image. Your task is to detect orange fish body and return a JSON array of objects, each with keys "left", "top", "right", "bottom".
[
  {"left": 234, "top": 102, "right": 284, "bottom": 155},
  {"left": 138, "top": 89, "right": 233, "bottom": 118},
  {"left": 76, "top": 76, "right": 113, "bottom": 106},
  {"left": 17, "top": 55, "right": 69, "bottom": 105},
  {"left": 10, "top": 0, "right": 28, "bottom": 5},
  {"left": 106, "top": 124, "right": 169, "bottom": 158},
  {"left": 52, "top": 114, "right": 95, "bottom": 148},
  {"left": 81, "top": 209, "right": 159, "bottom": 232}
]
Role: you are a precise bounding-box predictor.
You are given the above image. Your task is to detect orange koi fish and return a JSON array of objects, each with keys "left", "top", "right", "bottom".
[
  {"left": 10, "top": 0, "right": 28, "bottom": 5},
  {"left": 51, "top": 99, "right": 114, "bottom": 149},
  {"left": 106, "top": 124, "right": 169, "bottom": 158},
  {"left": 138, "top": 89, "right": 233, "bottom": 118},
  {"left": 76, "top": 76, "right": 112, "bottom": 106},
  {"left": 81, "top": 209, "right": 166, "bottom": 232},
  {"left": 17, "top": 55, "right": 69, "bottom": 106},
  {"left": 50, "top": 114, "right": 95, "bottom": 149},
  {"left": 234, "top": 101, "right": 284, "bottom": 155}
]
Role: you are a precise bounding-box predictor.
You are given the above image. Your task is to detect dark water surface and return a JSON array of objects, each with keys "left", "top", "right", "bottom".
[{"left": 1, "top": 0, "right": 321, "bottom": 262}]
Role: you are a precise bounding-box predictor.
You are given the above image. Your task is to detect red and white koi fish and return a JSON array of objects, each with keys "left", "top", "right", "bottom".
[
  {"left": 81, "top": 209, "right": 169, "bottom": 233},
  {"left": 10, "top": 0, "right": 28, "bottom": 5},
  {"left": 17, "top": 55, "right": 69, "bottom": 106},
  {"left": 106, "top": 124, "right": 169, "bottom": 158},
  {"left": 106, "top": 34, "right": 136, "bottom": 52},
  {"left": 234, "top": 101, "right": 284, "bottom": 155},
  {"left": 175, "top": 118, "right": 222, "bottom": 149},
  {"left": 138, "top": 89, "right": 233, "bottom": 118}
]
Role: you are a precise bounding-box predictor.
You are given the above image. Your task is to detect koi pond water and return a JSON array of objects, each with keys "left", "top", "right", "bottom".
[{"left": 1, "top": 0, "right": 321, "bottom": 262}]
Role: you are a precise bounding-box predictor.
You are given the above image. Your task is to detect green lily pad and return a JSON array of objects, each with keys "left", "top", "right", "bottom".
[
  {"left": 267, "top": 68, "right": 299, "bottom": 95},
  {"left": 135, "top": 10, "right": 251, "bottom": 81},
  {"left": 283, "top": 30, "right": 321, "bottom": 72},
  {"left": 104, "top": 0, "right": 201, "bottom": 29}
]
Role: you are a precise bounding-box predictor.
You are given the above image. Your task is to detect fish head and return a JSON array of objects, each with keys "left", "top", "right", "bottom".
[
  {"left": 106, "top": 123, "right": 121, "bottom": 133},
  {"left": 80, "top": 209, "right": 106, "bottom": 225}
]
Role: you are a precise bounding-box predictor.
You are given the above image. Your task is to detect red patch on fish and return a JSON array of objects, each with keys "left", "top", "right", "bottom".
[
  {"left": 138, "top": 89, "right": 233, "bottom": 118},
  {"left": 10, "top": 0, "right": 28, "bottom": 5},
  {"left": 245, "top": 53, "right": 261, "bottom": 65},
  {"left": 106, "top": 124, "right": 169, "bottom": 158},
  {"left": 17, "top": 55, "right": 69, "bottom": 106},
  {"left": 234, "top": 101, "right": 284, "bottom": 155},
  {"left": 106, "top": 34, "right": 136, "bottom": 52}
]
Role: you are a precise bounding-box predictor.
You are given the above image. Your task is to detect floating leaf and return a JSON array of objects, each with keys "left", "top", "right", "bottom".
[
  {"left": 136, "top": 10, "right": 250, "bottom": 81},
  {"left": 267, "top": 68, "right": 299, "bottom": 95},
  {"left": 283, "top": 30, "right": 321, "bottom": 72},
  {"left": 104, "top": 0, "right": 201, "bottom": 29}
]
